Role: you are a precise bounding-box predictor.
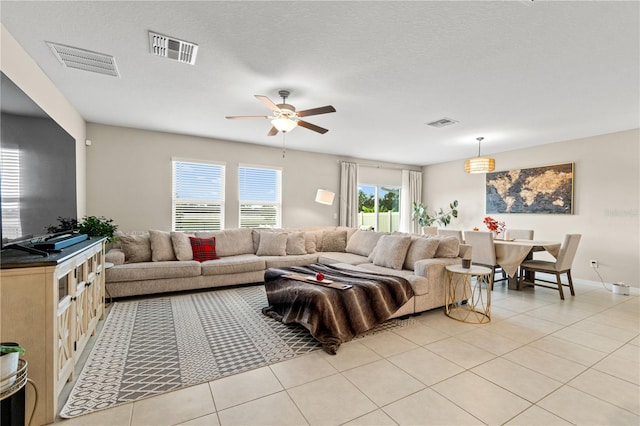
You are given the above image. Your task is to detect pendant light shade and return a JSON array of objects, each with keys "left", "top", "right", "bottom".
[{"left": 464, "top": 137, "right": 495, "bottom": 173}]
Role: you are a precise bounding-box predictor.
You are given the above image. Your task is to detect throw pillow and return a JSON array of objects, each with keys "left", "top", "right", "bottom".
[
  {"left": 286, "top": 232, "right": 307, "bottom": 255},
  {"left": 149, "top": 230, "right": 177, "bottom": 262},
  {"left": 320, "top": 230, "right": 347, "bottom": 252},
  {"left": 345, "top": 229, "right": 383, "bottom": 257},
  {"left": 403, "top": 236, "right": 440, "bottom": 270},
  {"left": 434, "top": 236, "right": 460, "bottom": 258},
  {"left": 189, "top": 236, "right": 220, "bottom": 262},
  {"left": 171, "top": 232, "right": 194, "bottom": 261},
  {"left": 256, "top": 232, "right": 288, "bottom": 256},
  {"left": 372, "top": 234, "right": 412, "bottom": 270},
  {"left": 118, "top": 233, "right": 152, "bottom": 263},
  {"left": 304, "top": 232, "right": 317, "bottom": 254}
]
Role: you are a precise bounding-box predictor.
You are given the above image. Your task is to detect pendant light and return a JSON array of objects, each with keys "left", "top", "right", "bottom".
[{"left": 464, "top": 137, "right": 495, "bottom": 173}]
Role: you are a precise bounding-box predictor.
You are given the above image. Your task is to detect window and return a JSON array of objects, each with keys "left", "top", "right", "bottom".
[
  {"left": 172, "top": 160, "right": 225, "bottom": 231},
  {"left": 238, "top": 165, "right": 282, "bottom": 228},
  {"left": 358, "top": 185, "right": 400, "bottom": 232}
]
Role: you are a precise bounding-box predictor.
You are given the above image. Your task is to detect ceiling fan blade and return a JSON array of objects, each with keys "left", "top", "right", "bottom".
[
  {"left": 267, "top": 126, "right": 279, "bottom": 136},
  {"left": 225, "top": 115, "right": 269, "bottom": 119},
  {"left": 255, "top": 95, "right": 280, "bottom": 112},
  {"left": 297, "top": 120, "right": 329, "bottom": 134},
  {"left": 297, "top": 105, "right": 336, "bottom": 117}
]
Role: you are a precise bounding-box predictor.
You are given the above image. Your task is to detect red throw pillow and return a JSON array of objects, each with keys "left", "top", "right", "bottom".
[{"left": 189, "top": 236, "right": 220, "bottom": 262}]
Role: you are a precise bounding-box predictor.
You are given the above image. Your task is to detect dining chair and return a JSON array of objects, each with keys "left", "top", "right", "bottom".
[
  {"left": 437, "top": 229, "right": 464, "bottom": 243},
  {"left": 422, "top": 226, "right": 438, "bottom": 236},
  {"left": 518, "top": 234, "right": 582, "bottom": 300},
  {"left": 462, "top": 230, "right": 507, "bottom": 289},
  {"left": 505, "top": 229, "right": 534, "bottom": 240}
]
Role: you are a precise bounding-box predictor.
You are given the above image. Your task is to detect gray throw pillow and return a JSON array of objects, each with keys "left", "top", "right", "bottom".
[
  {"left": 345, "top": 229, "right": 383, "bottom": 257},
  {"left": 149, "top": 230, "right": 177, "bottom": 262},
  {"left": 118, "top": 233, "right": 152, "bottom": 263},
  {"left": 256, "top": 232, "right": 288, "bottom": 256},
  {"left": 171, "top": 231, "right": 194, "bottom": 261},
  {"left": 403, "top": 236, "right": 439, "bottom": 270},
  {"left": 372, "top": 234, "right": 412, "bottom": 270},
  {"left": 304, "top": 232, "right": 317, "bottom": 253},
  {"left": 321, "top": 230, "right": 347, "bottom": 252},
  {"left": 286, "top": 232, "right": 307, "bottom": 255},
  {"left": 434, "top": 236, "right": 460, "bottom": 258}
]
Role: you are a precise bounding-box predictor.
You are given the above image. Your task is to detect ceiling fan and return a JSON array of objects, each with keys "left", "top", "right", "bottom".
[{"left": 226, "top": 90, "right": 336, "bottom": 136}]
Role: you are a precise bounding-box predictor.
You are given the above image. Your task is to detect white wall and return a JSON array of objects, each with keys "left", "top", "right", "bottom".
[
  {"left": 1, "top": 25, "right": 87, "bottom": 216},
  {"left": 85, "top": 123, "right": 419, "bottom": 232},
  {"left": 423, "top": 129, "right": 640, "bottom": 287}
]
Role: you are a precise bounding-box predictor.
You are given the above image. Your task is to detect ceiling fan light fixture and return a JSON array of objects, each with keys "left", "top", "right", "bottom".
[
  {"left": 464, "top": 137, "right": 495, "bottom": 173},
  {"left": 272, "top": 117, "right": 297, "bottom": 132}
]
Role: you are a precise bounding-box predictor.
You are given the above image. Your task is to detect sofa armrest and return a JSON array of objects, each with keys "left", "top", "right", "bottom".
[
  {"left": 106, "top": 248, "right": 125, "bottom": 265},
  {"left": 458, "top": 244, "right": 472, "bottom": 260}
]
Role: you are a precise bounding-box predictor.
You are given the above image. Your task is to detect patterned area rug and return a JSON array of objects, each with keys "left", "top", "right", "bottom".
[{"left": 61, "top": 285, "right": 415, "bottom": 418}]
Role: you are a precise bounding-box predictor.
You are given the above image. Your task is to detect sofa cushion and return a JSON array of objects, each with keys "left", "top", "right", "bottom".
[
  {"left": 106, "top": 261, "right": 201, "bottom": 282},
  {"left": 149, "top": 230, "right": 177, "bottom": 262},
  {"left": 434, "top": 236, "right": 460, "bottom": 258},
  {"left": 355, "top": 263, "right": 430, "bottom": 295},
  {"left": 345, "top": 229, "right": 383, "bottom": 257},
  {"left": 305, "top": 230, "right": 324, "bottom": 252},
  {"left": 263, "top": 253, "right": 318, "bottom": 269},
  {"left": 256, "top": 232, "right": 288, "bottom": 256},
  {"left": 371, "top": 234, "right": 412, "bottom": 270},
  {"left": 196, "top": 228, "right": 254, "bottom": 257},
  {"left": 403, "top": 236, "right": 439, "bottom": 270},
  {"left": 118, "top": 233, "right": 152, "bottom": 263},
  {"left": 171, "top": 231, "right": 194, "bottom": 261},
  {"left": 321, "top": 230, "right": 347, "bottom": 252},
  {"left": 189, "top": 236, "right": 220, "bottom": 262},
  {"left": 200, "top": 254, "right": 266, "bottom": 276},
  {"left": 304, "top": 232, "right": 317, "bottom": 254},
  {"left": 317, "top": 252, "right": 370, "bottom": 265},
  {"left": 286, "top": 232, "right": 307, "bottom": 255}
]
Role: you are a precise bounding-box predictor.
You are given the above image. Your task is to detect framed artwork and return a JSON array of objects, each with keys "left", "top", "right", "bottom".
[{"left": 486, "top": 162, "right": 574, "bottom": 214}]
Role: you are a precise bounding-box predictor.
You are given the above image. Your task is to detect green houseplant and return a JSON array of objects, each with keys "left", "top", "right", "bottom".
[
  {"left": 1, "top": 343, "right": 25, "bottom": 390},
  {"left": 412, "top": 200, "right": 459, "bottom": 227},
  {"left": 78, "top": 216, "right": 119, "bottom": 243}
]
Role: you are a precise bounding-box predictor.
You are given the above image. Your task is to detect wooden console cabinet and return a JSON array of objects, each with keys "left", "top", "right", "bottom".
[{"left": 1, "top": 238, "right": 106, "bottom": 425}]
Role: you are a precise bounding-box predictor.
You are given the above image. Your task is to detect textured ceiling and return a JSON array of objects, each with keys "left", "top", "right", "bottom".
[{"left": 1, "top": 1, "right": 638, "bottom": 166}]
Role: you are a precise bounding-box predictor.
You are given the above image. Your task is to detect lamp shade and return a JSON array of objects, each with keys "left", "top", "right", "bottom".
[
  {"left": 464, "top": 157, "right": 496, "bottom": 173},
  {"left": 271, "top": 117, "right": 297, "bottom": 132},
  {"left": 315, "top": 189, "right": 335, "bottom": 205}
]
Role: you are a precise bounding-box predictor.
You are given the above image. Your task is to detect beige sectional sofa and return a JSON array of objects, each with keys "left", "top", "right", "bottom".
[{"left": 105, "top": 226, "right": 470, "bottom": 317}]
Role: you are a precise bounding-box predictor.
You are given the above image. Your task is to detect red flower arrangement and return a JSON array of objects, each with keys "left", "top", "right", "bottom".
[{"left": 483, "top": 216, "right": 506, "bottom": 236}]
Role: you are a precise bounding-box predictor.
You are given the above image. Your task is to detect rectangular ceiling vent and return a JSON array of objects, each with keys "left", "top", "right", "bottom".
[
  {"left": 427, "top": 117, "right": 458, "bottom": 128},
  {"left": 149, "top": 31, "right": 198, "bottom": 65},
  {"left": 47, "top": 42, "right": 119, "bottom": 77}
]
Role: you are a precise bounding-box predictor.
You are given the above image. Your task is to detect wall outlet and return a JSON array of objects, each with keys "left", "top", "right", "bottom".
[{"left": 590, "top": 259, "right": 598, "bottom": 268}]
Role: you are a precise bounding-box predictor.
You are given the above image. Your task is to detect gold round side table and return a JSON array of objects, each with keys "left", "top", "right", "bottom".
[{"left": 445, "top": 264, "right": 492, "bottom": 324}]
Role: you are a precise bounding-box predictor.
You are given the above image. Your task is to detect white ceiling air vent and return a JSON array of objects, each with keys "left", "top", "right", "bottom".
[
  {"left": 149, "top": 31, "right": 198, "bottom": 65},
  {"left": 427, "top": 118, "right": 458, "bottom": 128},
  {"left": 47, "top": 42, "right": 119, "bottom": 77}
]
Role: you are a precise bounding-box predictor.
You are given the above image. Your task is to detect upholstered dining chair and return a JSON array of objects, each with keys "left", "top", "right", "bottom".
[
  {"left": 437, "top": 229, "right": 464, "bottom": 243},
  {"left": 505, "top": 229, "right": 534, "bottom": 240},
  {"left": 518, "top": 234, "right": 582, "bottom": 300},
  {"left": 462, "top": 231, "right": 507, "bottom": 289}
]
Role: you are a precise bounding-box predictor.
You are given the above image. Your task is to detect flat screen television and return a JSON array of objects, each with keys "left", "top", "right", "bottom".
[{"left": 1, "top": 71, "right": 77, "bottom": 255}]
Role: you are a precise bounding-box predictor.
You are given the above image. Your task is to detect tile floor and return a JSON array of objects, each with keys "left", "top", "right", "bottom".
[{"left": 53, "top": 280, "right": 639, "bottom": 426}]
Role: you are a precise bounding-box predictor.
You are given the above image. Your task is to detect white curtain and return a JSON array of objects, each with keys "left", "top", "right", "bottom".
[
  {"left": 400, "top": 170, "right": 422, "bottom": 233},
  {"left": 339, "top": 161, "right": 359, "bottom": 227}
]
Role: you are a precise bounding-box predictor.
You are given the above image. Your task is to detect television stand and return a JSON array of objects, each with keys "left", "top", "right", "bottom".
[{"left": 4, "top": 243, "right": 49, "bottom": 257}]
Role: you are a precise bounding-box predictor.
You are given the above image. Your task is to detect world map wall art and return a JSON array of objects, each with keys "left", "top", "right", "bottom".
[{"left": 486, "top": 163, "right": 574, "bottom": 214}]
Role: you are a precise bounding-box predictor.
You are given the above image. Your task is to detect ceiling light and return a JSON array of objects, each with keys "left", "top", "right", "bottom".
[
  {"left": 272, "top": 117, "right": 297, "bottom": 133},
  {"left": 464, "top": 137, "right": 495, "bottom": 173}
]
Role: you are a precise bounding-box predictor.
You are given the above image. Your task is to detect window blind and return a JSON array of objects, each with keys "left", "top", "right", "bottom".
[
  {"left": 172, "top": 160, "right": 225, "bottom": 231},
  {"left": 238, "top": 166, "right": 281, "bottom": 228}
]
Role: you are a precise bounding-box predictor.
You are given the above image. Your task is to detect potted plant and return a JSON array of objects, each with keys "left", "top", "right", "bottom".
[
  {"left": 412, "top": 200, "right": 459, "bottom": 230},
  {"left": 0, "top": 343, "right": 25, "bottom": 390},
  {"left": 78, "top": 216, "right": 119, "bottom": 243}
]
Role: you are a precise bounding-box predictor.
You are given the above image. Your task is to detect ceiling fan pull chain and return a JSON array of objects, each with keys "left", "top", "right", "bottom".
[{"left": 282, "top": 132, "right": 286, "bottom": 158}]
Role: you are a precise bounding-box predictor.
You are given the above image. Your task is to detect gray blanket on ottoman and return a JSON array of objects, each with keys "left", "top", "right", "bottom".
[{"left": 262, "top": 264, "right": 414, "bottom": 354}]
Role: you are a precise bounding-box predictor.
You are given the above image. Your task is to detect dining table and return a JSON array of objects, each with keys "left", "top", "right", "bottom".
[{"left": 493, "top": 239, "right": 561, "bottom": 290}]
